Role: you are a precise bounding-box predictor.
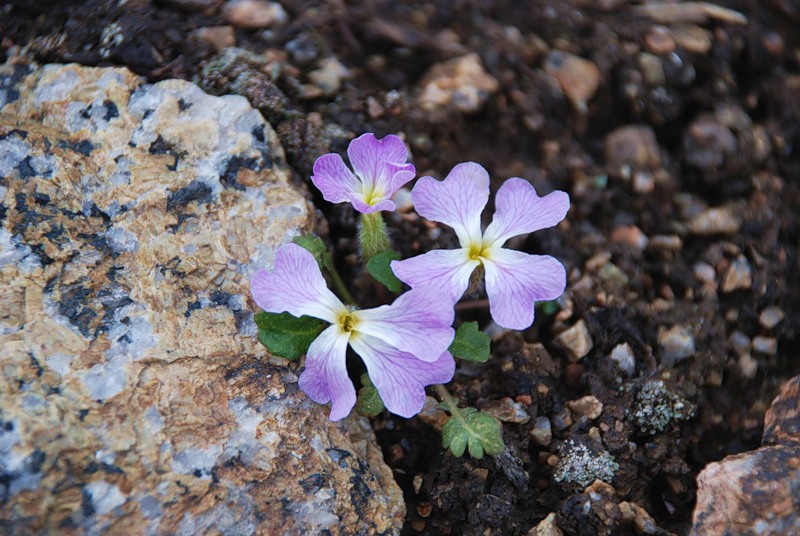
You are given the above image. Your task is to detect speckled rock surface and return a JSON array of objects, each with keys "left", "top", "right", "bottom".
[
  {"left": 691, "top": 374, "right": 800, "bottom": 536},
  {"left": 0, "top": 62, "right": 404, "bottom": 535}
]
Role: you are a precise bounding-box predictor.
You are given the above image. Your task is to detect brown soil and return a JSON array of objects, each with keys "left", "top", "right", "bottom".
[{"left": 3, "top": 1, "right": 798, "bottom": 534}]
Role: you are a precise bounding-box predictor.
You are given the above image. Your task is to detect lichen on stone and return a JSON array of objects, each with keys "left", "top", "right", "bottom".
[
  {"left": 631, "top": 380, "right": 694, "bottom": 435},
  {"left": 554, "top": 438, "right": 619, "bottom": 488}
]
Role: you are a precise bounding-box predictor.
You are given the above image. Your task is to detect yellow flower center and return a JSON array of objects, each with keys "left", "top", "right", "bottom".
[
  {"left": 337, "top": 311, "right": 358, "bottom": 333},
  {"left": 468, "top": 241, "right": 490, "bottom": 263}
]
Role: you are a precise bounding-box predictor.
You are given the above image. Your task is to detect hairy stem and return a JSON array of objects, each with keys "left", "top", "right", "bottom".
[{"left": 358, "top": 212, "right": 390, "bottom": 262}]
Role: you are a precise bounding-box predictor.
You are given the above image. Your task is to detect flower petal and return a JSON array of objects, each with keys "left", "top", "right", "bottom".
[
  {"left": 391, "top": 249, "right": 478, "bottom": 302},
  {"left": 348, "top": 195, "right": 397, "bottom": 214},
  {"left": 356, "top": 287, "right": 455, "bottom": 362},
  {"left": 483, "top": 248, "right": 567, "bottom": 330},
  {"left": 250, "top": 243, "right": 344, "bottom": 323},
  {"left": 483, "top": 178, "right": 570, "bottom": 247},
  {"left": 351, "top": 334, "right": 455, "bottom": 418},
  {"left": 347, "top": 133, "right": 410, "bottom": 192},
  {"left": 298, "top": 326, "right": 355, "bottom": 421},
  {"left": 311, "top": 153, "right": 361, "bottom": 204},
  {"left": 386, "top": 162, "right": 416, "bottom": 195},
  {"left": 411, "top": 162, "right": 489, "bottom": 246}
]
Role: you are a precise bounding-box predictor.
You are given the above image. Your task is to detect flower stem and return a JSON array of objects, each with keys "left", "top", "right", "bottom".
[
  {"left": 321, "top": 251, "right": 356, "bottom": 305},
  {"left": 358, "top": 212, "right": 390, "bottom": 262}
]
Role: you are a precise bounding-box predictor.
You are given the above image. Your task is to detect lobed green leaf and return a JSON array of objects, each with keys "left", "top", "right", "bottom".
[
  {"left": 356, "top": 373, "right": 385, "bottom": 417},
  {"left": 254, "top": 310, "right": 326, "bottom": 361},
  {"left": 441, "top": 408, "right": 505, "bottom": 459},
  {"left": 448, "top": 321, "right": 491, "bottom": 362}
]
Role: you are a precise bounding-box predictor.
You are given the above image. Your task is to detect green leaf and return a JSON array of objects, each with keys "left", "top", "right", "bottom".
[
  {"left": 254, "top": 311, "right": 326, "bottom": 361},
  {"left": 441, "top": 408, "right": 505, "bottom": 459},
  {"left": 448, "top": 322, "right": 491, "bottom": 362},
  {"left": 366, "top": 250, "right": 402, "bottom": 293},
  {"left": 292, "top": 235, "right": 328, "bottom": 270},
  {"left": 356, "top": 373, "right": 385, "bottom": 417}
]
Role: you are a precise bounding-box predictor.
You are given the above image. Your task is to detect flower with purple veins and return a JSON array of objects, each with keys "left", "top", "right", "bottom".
[
  {"left": 311, "top": 133, "right": 415, "bottom": 214},
  {"left": 391, "top": 162, "right": 570, "bottom": 330},
  {"left": 251, "top": 242, "right": 455, "bottom": 421}
]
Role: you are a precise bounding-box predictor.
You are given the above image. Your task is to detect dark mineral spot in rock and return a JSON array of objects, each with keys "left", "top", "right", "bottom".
[
  {"left": 17, "top": 156, "right": 37, "bottom": 179},
  {"left": 220, "top": 154, "right": 261, "bottom": 190},
  {"left": 177, "top": 97, "right": 192, "bottom": 111},
  {"left": 167, "top": 179, "right": 213, "bottom": 211},
  {"left": 326, "top": 448, "right": 352, "bottom": 467},
  {"left": 251, "top": 124, "right": 265, "bottom": 143},
  {"left": 210, "top": 290, "right": 232, "bottom": 307},
  {"left": 300, "top": 473, "right": 325, "bottom": 494},
  {"left": 57, "top": 281, "right": 98, "bottom": 337},
  {"left": 56, "top": 139, "right": 94, "bottom": 156},
  {"left": 0, "top": 64, "right": 30, "bottom": 105},
  {"left": 81, "top": 486, "right": 95, "bottom": 517},
  {"left": 184, "top": 300, "right": 202, "bottom": 318},
  {"left": 102, "top": 99, "right": 119, "bottom": 120}
]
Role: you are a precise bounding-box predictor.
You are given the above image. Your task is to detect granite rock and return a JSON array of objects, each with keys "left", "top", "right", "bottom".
[
  {"left": 0, "top": 62, "right": 404, "bottom": 534},
  {"left": 691, "top": 374, "right": 800, "bottom": 535}
]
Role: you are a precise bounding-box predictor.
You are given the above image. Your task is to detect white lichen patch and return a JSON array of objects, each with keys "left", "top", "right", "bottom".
[
  {"left": 170, "top": 445, "right": 223, "bottom": 477},
  {"left": 86, "top": 480, "right": 126, "bottom": 515}
]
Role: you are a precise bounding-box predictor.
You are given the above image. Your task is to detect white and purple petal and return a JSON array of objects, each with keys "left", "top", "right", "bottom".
[
  {"left": 483, "top": 248, "right": 566, "bottom": 330},
  {"left": 347, "top": 133, "right": 411, "bottom": 192},
  {"left": 298, "top": 326, "right": 355, "bottom": 421},
  {"left": 411, "top": 162, "right": 489, "bottom": 247},
  {"left": 356, "top": 287, "right": 455, "bottom": 362},
  {"left": 250, "top": 243, "right": 344, "bottom": 323},
  {"left": 349, "top": 195, "right": 397, "bottom": 215},
  {"left": 351, "top": 334, "right": 455, "bottom": 418},
  {"left": 391, "top": 249, "right": 478, "bottom": 302},
  {"left": 483, "top": 179, "right": 570, "bottom": 248},
  {"left": 311, "top": 153, "right": 361, "bottom": 205}
]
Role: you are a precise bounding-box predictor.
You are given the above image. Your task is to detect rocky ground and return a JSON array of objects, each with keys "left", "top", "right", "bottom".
[{"left": 1, "top": 0, "right": 799, "bottom": 535}]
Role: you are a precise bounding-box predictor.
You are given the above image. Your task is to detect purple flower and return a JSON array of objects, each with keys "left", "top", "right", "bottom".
[
  {"left": 251, "top": 243, "right": 455, "bottom": 421},
  {"left": 391, "top": 162, "right": 570, "bottom": 330},
  {"left": 311, "top": 133, "right": 415, "bottom": 213}
]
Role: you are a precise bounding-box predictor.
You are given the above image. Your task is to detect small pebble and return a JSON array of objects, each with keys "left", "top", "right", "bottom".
[
  {"left": 553, "top": 320, "right": 594, "bottom": 362},
  {"left": 528, "top": 512, "right": 561, "bottom": 536},
  {"left": 610, "top": 343, "right": 636, "bottom": 376},
  {"left": 222, "top": 0, "right": 287, "bottom": 29},
  {"left": 545, "top": 50, "right": 601, "bottom": 112},
  {"left": 693, "top": 262, "right": 717, "bottom": 286},
  {"left": 648, "top": 234, "right": 682, "bottom": 250},
  {"left": 639, "top": 52, "right": 666, "bottom": 85},
  {"left": 658, "top": 325, "right": 695, "bottom": 367},
  {"left": 611, "top": 225, "right": 649, "bottom": 250},
  {"left": 567, "top": 395, "right": 604, "bottom": 420},
  {"left": 683, "top": 116, "right": 737, "bottom": 173},
  {"left": 482, "top": 398, "right": 530, "bottom": 424},
  {"left": 752, "top": 336, "right": 777, "bottom": 355},
  {"left": 191, "top": 26, "right": 235, "bottom": 52},
  {"left": 632, "top": 171, "right": 656, "bottom": 193},
  {"left": 530, "top": 416, "right": 553, "bottom": 447},
  {"left": 687, "top": 206, "right": 741, "bottom": 235},
  {"left": 759, "top": 306, "right": 785, "bottom": 330},
  {"left": 308, "top": 57, "right": 350, "bottom": 97},
  {"left": 721, "top": 255, "right": 752, "bottom": 293},
  {"left": 739, "top": 353, "right": 758, "bottom": 379},
  {"left": 418, "top": 53, "right": 499, "bottom": 113},
  {"left": 604, "top": 125, "right": 662, "bottom": 174},
  {"left": 672, "top": 24, "right": 713, "bottom": 54},
  {"left": 729, "top": 331, "right": 751, "bottom": 356},
  {"left": 645, "top": 25, "right": 676, "bottom": 55}
]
